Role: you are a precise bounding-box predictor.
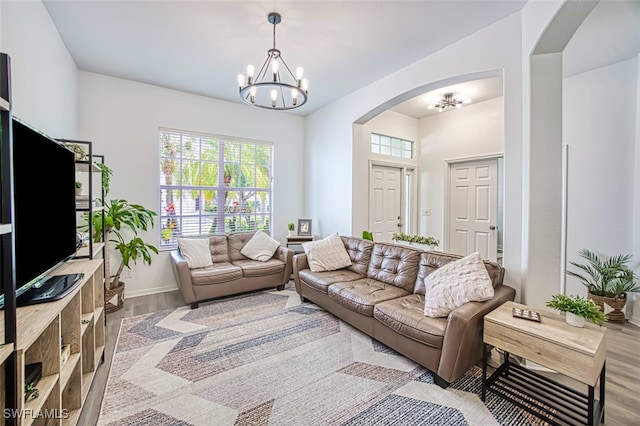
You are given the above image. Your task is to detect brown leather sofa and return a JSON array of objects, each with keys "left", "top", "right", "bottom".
[
  {"left": 170, "top": 231, "right": 294, "bottom": 309},
  {"left": 292, "top": 236, "right": 515, "bottom": 388}
]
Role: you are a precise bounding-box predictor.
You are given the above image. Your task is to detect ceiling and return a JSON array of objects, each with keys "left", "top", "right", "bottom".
[{"left": 42, "top": 1, "right": 526, "bottom": 117}]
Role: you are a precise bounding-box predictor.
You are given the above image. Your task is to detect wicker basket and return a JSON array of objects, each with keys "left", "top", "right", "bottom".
[
  {"left": 588, "top": 292, "right": 627, "bottom": 323},
  {"left": 105, "top": 283, "right": 125, "bottom": 314}
]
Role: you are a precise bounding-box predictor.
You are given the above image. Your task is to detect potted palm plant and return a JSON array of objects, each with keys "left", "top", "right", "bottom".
[
  {"left": 566, "top": 249, "right": 639, "bottom": 323},
  {"left": 87, "top": 199, "right": 158, "bottom": 313}
]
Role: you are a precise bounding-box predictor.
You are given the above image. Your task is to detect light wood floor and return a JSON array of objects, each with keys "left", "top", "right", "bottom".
[{"left": 79, "top": 287, "right": 640, "bottom": 425}]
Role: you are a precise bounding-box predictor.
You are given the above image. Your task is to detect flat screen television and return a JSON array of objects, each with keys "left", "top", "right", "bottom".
[{"left": 0, "top": 117, "right": 81, "bottom": 309}]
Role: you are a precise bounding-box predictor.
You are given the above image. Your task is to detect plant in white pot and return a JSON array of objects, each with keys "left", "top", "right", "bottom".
[
  {"left": 287, "top": 222, "right": 295, "bottom": 236},
  {"left": 546, "top": 294, "right": 607, "bottom": 327},
  {"left": 392, "top": 232, "right": 440, "bottom": 250}
]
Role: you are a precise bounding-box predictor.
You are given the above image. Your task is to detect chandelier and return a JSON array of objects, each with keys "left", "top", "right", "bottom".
[
  {"left": 237, "top": 12, "right": 309, "bottom": 110},
  {"left": 428, "top": 93, "right": 471, "bottom": 112}
]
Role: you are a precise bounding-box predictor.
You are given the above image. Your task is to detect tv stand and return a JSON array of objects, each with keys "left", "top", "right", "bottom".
[{"left": 16, "top": 273, "right": 84, "bottom": 307}]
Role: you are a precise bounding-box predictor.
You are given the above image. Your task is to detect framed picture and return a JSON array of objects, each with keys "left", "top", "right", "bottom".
[{"left": 298, "top": 219, "right": 312, "bottom": 236}]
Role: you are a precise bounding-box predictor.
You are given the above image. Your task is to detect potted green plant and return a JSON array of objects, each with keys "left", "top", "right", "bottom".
[
  {"left": 287, "top": 222, "right": 295, "bottom": 236},
  {"left": 546, "top": 294, "right": 607, "bottom": 327},
  {"left": 392, "top": 232, "right": 440, "bottom": 249},
  {"left": 567, "top": 249, "right": 639, "bottom": 323},
  {"left": 75, "top": 181, "right": 82, "bottom": 196},
  {"left": 85, "top": 199, "right": 158, "bottom": 313}
]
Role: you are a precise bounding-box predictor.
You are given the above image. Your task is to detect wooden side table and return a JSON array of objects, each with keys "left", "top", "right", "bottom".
[
  {"left": 285, "top": 235, "right": 313, "bottom": 252},
  {"left": 482, "top": 301, "right": 607, "bottom": 425}
]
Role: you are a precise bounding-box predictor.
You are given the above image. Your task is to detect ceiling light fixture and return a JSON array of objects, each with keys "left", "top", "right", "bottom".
[
  {"left": 237, "top": 12, "right": 309, "bottom": 110},
  {"left": 427, "top": 93, "right": 471, "bottom": 112}
]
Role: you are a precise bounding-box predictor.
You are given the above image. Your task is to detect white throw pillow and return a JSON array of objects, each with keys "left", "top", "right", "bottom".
[
  {"left": 178, "top": 238, "right": 213, "bottom": 269},
  {"left": 302, "top": 233, "right": 352, "bottom": 272},
  {"left": 423, "top": 252, "right": 494, "bottom": 318},
  {"left": 240, "top": 231, "right": 281, "bottom": 262}
]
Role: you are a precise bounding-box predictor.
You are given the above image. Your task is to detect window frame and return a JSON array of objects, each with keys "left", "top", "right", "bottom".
[{"left": 158, "top": 127, "right": 274, "bottom": 249}]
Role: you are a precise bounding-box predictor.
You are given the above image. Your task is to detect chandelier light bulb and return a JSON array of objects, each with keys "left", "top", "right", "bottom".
[
  {"left": 292, "top": 89, "right": 298, "bottom": 105},
  {"left": 246, "top": 64, "right": 255, "bottom": 77},
  {"left": 271, "top": 60, "right": 279, "bottom": 81},
  {"left": 296, "top": 67, "right": 304, "bottom": 80},
  {"left": 250, "top": 86, "right": 256, "bottom": 103},
  {"left": 237, "top": 74, "right": 245, "bottom": 88},
  {"left": 270, "top": 89, "right": 278, "bottom": 107},
  {"left": 301, "top": 78, "right": 309, "bottom": 92}
]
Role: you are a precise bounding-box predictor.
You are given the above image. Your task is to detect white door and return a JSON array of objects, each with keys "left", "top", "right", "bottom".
[
  {"left": 447, "top": 158, "right": 498, "bottom": 261},
  {"left": 369, "top": 165, "right": 402, "bottom": 242}
]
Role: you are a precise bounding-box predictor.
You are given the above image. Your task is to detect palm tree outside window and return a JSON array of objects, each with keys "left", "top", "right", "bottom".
[{"left": 159, "top": 128, "right": 273, "bottom": 247}]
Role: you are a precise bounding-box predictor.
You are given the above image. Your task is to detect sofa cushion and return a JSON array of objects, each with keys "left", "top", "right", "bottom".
[
  {"left": 341, "top": 236, "right": 375, "bottom": 276},
  {"left": 240, "top": 230, "right": 280, "bottom": 261},
  {"left": 228, "top": 231, "right": 267, "bottom": 261},
  {"left": 423, "top": 252, "right": 495, "bottom": 317},
  {"left": 303, "top": 233, "right": 353, "bottom": 272},
  {"left": 374, "top": 294, "right": 446, "bottom": 349},
  {"left": 298, "top": 269, "right": 363, "bottom": 294},
  {"left": 366, "top": 243, "right": 421, "bottom": 292},
  {"left": 414, "top": 251, "right": 504, "bottom": 295},
  {"left": 232, "top": 258, "right": 284, "bottom": 277},
  {"left": 328, "top": 278, "right": 410, "bottom": 317},
  {"left": 177, "top": 237, "right": 213, "bottom": 269},
  {"left": 189, "top": 262, "right": 243, "bottom": 285}
]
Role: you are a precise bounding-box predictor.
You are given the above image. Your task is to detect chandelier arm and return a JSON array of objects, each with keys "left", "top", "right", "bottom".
[
  {"left": 278, "top": 56, "right": 298, "bottom": 86},
  {"left": 255, "top": 55, "right": 271, "bottom": 83}
]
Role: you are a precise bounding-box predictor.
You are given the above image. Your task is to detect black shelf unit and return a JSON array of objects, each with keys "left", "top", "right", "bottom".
[
  {"left": 57, "top": 139, "right": 105, "bottom": 262},
  {"left": 1, "top": 52, "right": 18, "bottom": 426}
]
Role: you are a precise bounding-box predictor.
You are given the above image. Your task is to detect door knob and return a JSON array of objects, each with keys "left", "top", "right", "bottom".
[{"left": 489, "top": 225, "right": 496, "bottom": 230}]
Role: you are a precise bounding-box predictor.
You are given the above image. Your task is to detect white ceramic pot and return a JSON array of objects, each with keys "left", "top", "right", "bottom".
[{"left": 565, "top": 312, "right": 585, "bottom": 328}]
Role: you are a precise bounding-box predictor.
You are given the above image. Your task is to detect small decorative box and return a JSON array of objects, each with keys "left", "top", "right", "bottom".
[{"left": 512, "top": 307, "right": 541, "bottom": 322}]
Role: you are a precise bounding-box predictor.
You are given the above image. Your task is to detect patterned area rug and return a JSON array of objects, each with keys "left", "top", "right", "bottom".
[{"left": 98, "top": 286, "right": 550, "bottom": 426}]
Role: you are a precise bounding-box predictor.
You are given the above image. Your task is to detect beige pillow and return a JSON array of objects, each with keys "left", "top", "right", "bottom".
[
  {"left": 302, "top": 233, "right": 352, "bottom": 272},
  {"left": 178, "top": 238, "right": 213, "bottom": 269},
  {"left": 240, "top": 231, "right": 281, "bottom": 261},
  {"left": 423, "top": 252, "right": 494, "bottom": 317}
]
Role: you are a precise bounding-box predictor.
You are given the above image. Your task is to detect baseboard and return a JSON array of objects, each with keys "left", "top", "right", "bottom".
[{"left": 125, "top": 285, "right": 179, "bottom": 299}]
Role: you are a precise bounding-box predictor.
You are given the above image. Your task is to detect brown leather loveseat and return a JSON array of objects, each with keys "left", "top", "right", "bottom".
[
  {"left": 292, "top": 235, "right": 515, "bottom": 388},
  {"left": 171, "top": 231, "right": 293, "bottom": 309}
]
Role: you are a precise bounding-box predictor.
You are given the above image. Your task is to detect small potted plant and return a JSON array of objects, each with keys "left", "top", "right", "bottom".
[
  {"left": 546, "top": 294, "right": 607, "bottom": 327},
  {"left": 287, "top": 222, "right": 295, "bottom": 236},
  {"left": 75, "top": 181, "right": 83, "bottom": 196}
]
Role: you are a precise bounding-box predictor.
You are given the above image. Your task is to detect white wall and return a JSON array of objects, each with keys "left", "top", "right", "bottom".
[
  {"left": 78, "top": 72, "right": 306, "bottom": 297},
  {"left": 418, "top": 97, "right": 504, "bottom": 245},
  {"left": 0, "top": 1, "right": 78, "bottom": 137},
  {"left": 564, "top": 58, "right": 638, "bottom": 297}
]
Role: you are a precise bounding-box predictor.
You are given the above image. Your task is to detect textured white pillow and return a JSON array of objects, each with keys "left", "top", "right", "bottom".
[
  {"left": 302, "top": 233, "right": 352, "bottom": 272},
  {"left": 423, "top": 252, "right": 494, "bottom": 317},
  {"left": 178, "top": 238, "right": 213, "bottom": 269},
  {"left": 240, "top": 231, "right": 281, "bottom": 262}
]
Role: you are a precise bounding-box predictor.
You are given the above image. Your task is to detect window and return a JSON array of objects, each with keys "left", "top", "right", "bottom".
[
  {"left": 370, "top": 133, "right": 413, "bottom": 159},
  {"left": 159, "top": 128, "right": 273, "bottom": 248}
]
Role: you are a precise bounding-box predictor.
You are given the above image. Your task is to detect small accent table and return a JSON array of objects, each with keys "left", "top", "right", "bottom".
[
  {"left": 482, "top": 301, "right": 607, "bottom": 426},
  {"left": 285, "top": 235, "right": 313, "bottom": 252}
]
